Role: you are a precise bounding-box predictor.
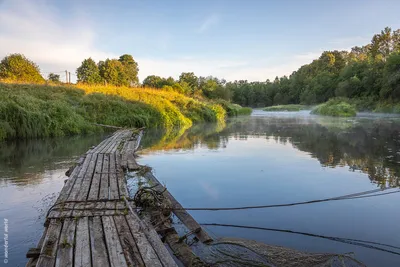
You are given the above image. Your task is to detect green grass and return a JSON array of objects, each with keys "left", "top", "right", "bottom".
[
  {"left": 263, "top": 104, "right": 309, "bottom": 112},
  {"left": 214, "top": 99, "right": 252, "bottom": 116},
  {"left": 311, "top": 99, "right": 356, "bottom": 117},
  {"left": 0, "top": 83, "right": 243, "bottom": 141},
  {"left": 373, "top": 102, "right": 400, "bottom": 113}
]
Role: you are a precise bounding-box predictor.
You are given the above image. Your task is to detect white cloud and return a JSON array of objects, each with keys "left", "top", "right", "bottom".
[
  {"left": 0, "top": 0, "right": 318, "bottom": 83},
  {"left": 198, "top": 14, "right": 220, "bottom": 33},
  {"left": 0, "top": 0, "right": 116, "bottom": 80}
]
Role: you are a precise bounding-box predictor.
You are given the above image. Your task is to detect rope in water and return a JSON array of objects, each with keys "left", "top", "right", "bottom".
[
  {"left": 173, "top": 188, "right": 400, "bottom": 211},
  {"left": 46, "top": 188, "right": 400, "bottom": 217},
  {"left": 200, "top": 223, "right": 400, "bottom": 256}
]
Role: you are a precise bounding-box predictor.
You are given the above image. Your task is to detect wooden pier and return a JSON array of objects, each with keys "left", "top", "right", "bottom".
[{"left": 26, "top": 129, "right": 209, "bottom": 267}]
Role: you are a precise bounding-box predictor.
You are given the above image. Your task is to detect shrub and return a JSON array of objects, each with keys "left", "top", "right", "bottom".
[
  {"left": 0, "top": 54, "right": 45, "bottom": 83},
  {"left": 311, "top": 98, "right": 356, "bottom": 117}
]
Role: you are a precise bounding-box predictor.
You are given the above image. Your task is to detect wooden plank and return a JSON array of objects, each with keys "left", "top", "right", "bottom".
[
  {"left": 76, "top": 153, "right": 98, "bottom": 201},
  {"left": 88, "top": 154, "right": 104, "bottom": 200},
  {"left": 141, "top": 215, "right": 178, "bottom": 267},
  {"left": 102, "top": 216, "right": 128, "bottom": 267},
  {"left": 57, "top": 160, "right": 84, "bottom": 202},
  {"left": 115, "top": 153, "right": 129, "bottom": 198},
  {"left": 120, "top": 141, "right": 129, "bottom": 170},
  {"left": 55, "top": 218, "right": 76, "bottom": 267},
  {"left": 125, "top": 215, "right": 163, "bottom": 267},
  {"left": 99, "top": 131, "right": 123, "bottom": 154},
  {"left": 74, "top": 217, "right": 91, "bottom": 267},
  {"left": 109, "top": 153, "right": 120, "bottom": 200},
  {"left": 114, "top": 216, "right": 146, "bottom": 267},
  {"left": 99, "top": 154, "right": 110, "bottom": 200},
  {"left": 89, "top": 216, "right": 110, "bottom": 267},
  {"left": 68, "top": 154, "right": 94, "bottom": 201},
  {"left": 144, "top": 172, "right": 213, "bottom": 243},
  {"left": 37, "top": 219, "right": 63, "bottom": 267}
]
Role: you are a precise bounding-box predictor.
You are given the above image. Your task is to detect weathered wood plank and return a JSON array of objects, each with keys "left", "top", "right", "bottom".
[
  {"left": 116, "top": 153, "right": 129, "bottom": 198},
  {"left": 102, "top": 216, "right": 128, "bottom": 267},
  {"left": 124, "top": 214, "right": 163, "bottom": 267},
  {"left": 68, "top": 154, "right": 94, "bottom": 201},
  {"left": 114, "top": 216, "right": 146, "bottom": 267},
  {"left": 144, "top": 171, "right": 213, "bottom": 243},
  {"left": 109, "top": 153, "right": 119, "bottom": 200},
  {"left": 88, "top": 154, "right": 104, "bottom": 201},
  {"left": 141, "top": 216, "right": 178, "bottom": 267},
  {"left": 37, "top": 219, "right": 63, "bottom": 267},
  {"left": 89, "top": 216, "right": 110, "bottom": 267},
  {"left": 74, "top": 217, "right": 91, "bottom": 267},
  {"left": 99, "top": 154, "right": 110, "bottom": 200},
  {"left": 57, "top": 158, "right": 84, "bottom": 203},
  {"left": 99, "top": 131, "right": 123, "bottom": 154},
  {"left": 76, "top": 153, "right": 98, "bottom": 201},
  {"left": 55, "top": 218, "right": 76, "bottom": 267}
]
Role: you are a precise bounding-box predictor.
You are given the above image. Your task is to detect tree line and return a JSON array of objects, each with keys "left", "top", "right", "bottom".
[
  {"left": 1, "top": 27, "right": 399, "bottom": 106},
  {"left": 228, "top": 27, "right": 400, "bottom": 107}
]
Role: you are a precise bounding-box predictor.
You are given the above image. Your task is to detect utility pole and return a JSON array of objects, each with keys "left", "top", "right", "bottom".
[
  {"left": 69, "top": 72, "right": 71, "bottom": 84},
  {"left": 65, "top": 70, "right": 68, "bottom": 84}
]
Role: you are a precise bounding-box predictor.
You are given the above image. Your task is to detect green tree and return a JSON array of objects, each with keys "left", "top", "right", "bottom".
[
  {"left": 76, "top": 58, "right": 101, "bottom": 84},
  {"left": 99, "top": 59, "right": 128, "bottom": 86},
  {"left": 179, "top": 72, "right": 198, "bottom": 95},
  {"left": 0, "top": 53, "right": 44, "bottom": 83},
  {"left": 118, "top": 54, "right": 139, "bottom": 86},
  {"left": 48, "top": 73, "right": 60, "bottom": 83}
]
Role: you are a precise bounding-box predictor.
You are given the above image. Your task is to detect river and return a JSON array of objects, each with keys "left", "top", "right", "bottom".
[{"left": 1, "top": 110, "right": 400, "bottom": 266}]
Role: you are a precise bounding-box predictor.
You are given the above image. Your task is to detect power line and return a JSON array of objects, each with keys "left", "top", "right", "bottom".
[
  {"left": 200, "top": 223, "right": 400, "bottom": 256},
  {"left": 172, "top": 188, "right": 400, "bottom": 211}
]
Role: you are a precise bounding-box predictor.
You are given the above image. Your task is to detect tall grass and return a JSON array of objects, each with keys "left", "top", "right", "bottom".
[
  {"left": 0, "top": 83, "right": 233, "bottom": 141},
  {"left": 263, "top": 104, "right": 310, "bottom": 112},
  {"left": 311, "top": 98, "right": 356, "bottom": 117}
]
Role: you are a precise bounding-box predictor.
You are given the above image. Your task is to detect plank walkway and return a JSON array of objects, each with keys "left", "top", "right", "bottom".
[{"left": 26, "top": 130, "right": 178, "bottom": 267}]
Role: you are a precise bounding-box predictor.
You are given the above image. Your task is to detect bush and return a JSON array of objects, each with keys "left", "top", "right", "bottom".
[
  {"left": 311, "top": 98, "right": 356, "bottom": 117},
  {"left": 263, "top": 104, "right": 309, "bottom": 112},
  {"left": 214, "top": 99, "right": 252, "bottom": 116},
  {"left": 0, "top": 54, "right": 45, "bottom": 83}
]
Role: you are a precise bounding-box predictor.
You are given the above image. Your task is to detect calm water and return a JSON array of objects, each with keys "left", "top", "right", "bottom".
[{"left": 1, "top": 111, "right": 400, "bottom": 266}]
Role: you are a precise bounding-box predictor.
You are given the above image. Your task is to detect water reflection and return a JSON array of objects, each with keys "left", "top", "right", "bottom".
[
  {"left": 142, "top": 112, "right": 400, "bottom": 188},
  {"left": 0, "top": 134, "right": 107, "bottom": 186}
]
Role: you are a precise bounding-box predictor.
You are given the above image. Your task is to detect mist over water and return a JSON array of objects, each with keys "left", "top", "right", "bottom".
[{"left": 1, "top": 111, "right": 400, "bottom": 266}]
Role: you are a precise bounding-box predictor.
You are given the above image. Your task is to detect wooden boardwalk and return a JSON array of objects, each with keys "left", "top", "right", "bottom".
[{"left": 26, "top": 130, "right": 179, "bottom": 267}]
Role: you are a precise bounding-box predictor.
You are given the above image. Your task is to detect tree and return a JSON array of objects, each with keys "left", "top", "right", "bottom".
[
  {"left": 99, "top": 59, "right": 128, "bottom": 86},
  {"left": 0, "top": 53, "right": 44, "bottom": 83},
  {"left": 118, "top": 54, "right": 139, "bottom": 86},
  {"left": 179, "top": 72, "right": 198, "bottom": 95},
  {"left": 48, "top": 73, "right": 60, "bottom": 83},
  {"left": 76, "top": 58, "right": 101, "bottom": 84}
]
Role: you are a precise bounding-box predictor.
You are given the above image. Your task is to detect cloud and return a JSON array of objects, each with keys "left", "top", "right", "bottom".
[
  {"left": 198, "top": 14, "right": 220, "bottom": 33},
  {"left": 0, "top": 0, "right": 318, "bottom": 83},
  {"left": 0, "top": 0, "right": 116, "bottom": 79}
]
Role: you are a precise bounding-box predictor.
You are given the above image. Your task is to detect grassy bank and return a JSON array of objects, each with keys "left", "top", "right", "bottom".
[
  {"left": 0, "top": 83, "right": 245, "bottom": 141},
  {"left": 263, "top": 104, "right": 309, "bottom": 112},
  {"left": 311, "top": 99, "right": 356, "bottom": 117},
  {"left": 214, "top": 100, "right": 252, "bottom": 116}
]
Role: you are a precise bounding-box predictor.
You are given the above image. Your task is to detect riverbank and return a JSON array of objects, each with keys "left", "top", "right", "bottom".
[{"left": 0, "top": 82, "right": 250, "bottom": 141}]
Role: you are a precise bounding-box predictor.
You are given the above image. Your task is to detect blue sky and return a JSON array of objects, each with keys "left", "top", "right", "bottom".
[{"left": 1, "top": 0, "right": 400, "bottom": 82}]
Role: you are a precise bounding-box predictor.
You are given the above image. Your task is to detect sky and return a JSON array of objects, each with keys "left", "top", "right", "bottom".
[{"left": 1, "top": 0, "right": 400, "bottom": 82}]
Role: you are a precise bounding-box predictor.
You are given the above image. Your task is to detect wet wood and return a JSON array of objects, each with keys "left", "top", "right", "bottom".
[{"left": 144, "top": 171, "right": 213, "bottom": 243}]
